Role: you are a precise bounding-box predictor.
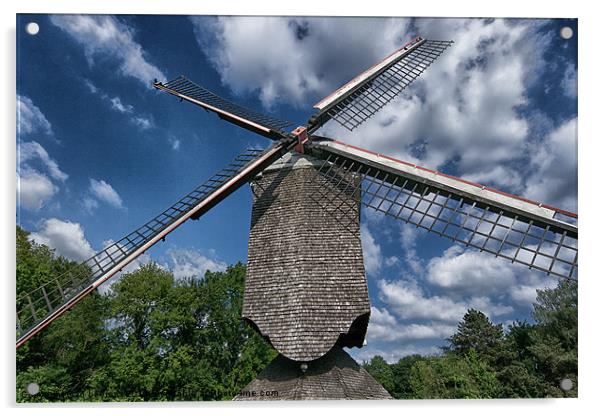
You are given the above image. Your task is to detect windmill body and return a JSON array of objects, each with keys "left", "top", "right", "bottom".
[
  {"left": 244, "top": 152, "right": 369, "bottom": 362},
  {"left": 16, "top": 35, "right": 578, "bottom": 401},
  {"left": 236, "top": 152, "right": 388, "bottom": 399}
]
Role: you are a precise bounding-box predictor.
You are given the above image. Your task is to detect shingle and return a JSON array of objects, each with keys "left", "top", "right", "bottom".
[
  {"left": 234, "top": 345, "right": 392, "bottom": 400},
  {"left": 243, "top": 153, "right": 371, "bottom": 362}
]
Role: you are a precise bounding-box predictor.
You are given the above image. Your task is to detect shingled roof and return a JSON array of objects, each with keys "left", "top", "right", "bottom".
[
  {"left": 243, "top": 152, "right": 371, "bottom": 362},
  {"left": 234, "top": 345, "right": 392, "bottom": 400}
]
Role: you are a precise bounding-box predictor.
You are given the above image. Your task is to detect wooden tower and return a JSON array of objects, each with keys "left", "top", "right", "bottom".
[{"left": 237, "top": 152, "right": 390, "bottom": 399}]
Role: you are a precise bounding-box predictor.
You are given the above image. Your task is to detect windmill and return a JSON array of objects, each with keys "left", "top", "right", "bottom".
[{"left": 16, "top": 36, "right": 578, "bottom": 400}]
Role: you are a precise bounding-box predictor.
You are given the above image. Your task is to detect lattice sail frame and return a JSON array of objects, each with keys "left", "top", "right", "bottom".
[
  {"left": 19, "top": 33, "right": 578, "bottom": 349},
  {"left": 154, "top": 76, "right": 293, "bottom": 140},
  {"left": 308, "top": 140, "right": 577, "bottom": 280},
  {"left": 309, "top": 38, "right": 453, "bottom": 132},
  {"left": 16, "top": 144, "right": 294, "bottom": 347}
]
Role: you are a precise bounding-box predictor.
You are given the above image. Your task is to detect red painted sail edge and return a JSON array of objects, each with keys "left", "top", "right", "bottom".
[
  {"left": 327, "top": 139, "right": 577, "bottom": 219},
  {"left": 313, "top": 36, "right": 424, "bottom": 110}
]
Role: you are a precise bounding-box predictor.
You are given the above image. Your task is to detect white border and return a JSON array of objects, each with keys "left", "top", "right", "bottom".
[{"left": 2, "top": 1, "right": 600, "bottom": 415}]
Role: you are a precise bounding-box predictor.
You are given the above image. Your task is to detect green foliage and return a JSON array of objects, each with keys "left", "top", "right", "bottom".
[
  {"left": 16, "top": 226, "right": 578, "bottom": 401},
  {"left": 529, "top": 279, "right": 578, "bottom": 397},
  {"left": 17, "top": 226, "right": 110, "bottom": 401},
  {"left": 447, "top": 309, "right": 506, "bottom": 365},
  {"left": 363, "top": 279, "right": 578, "bottom": 399},
  {"left": 86, "top": 263, "right": 276, "bottom": 401},
  {"left": 17, "top": 365, "right": 73, "bottom": 403},
  {"left": 408, "top": 349, "right": 501, "bottom": 399},
  {"left": 363, "top": 356, "right": 395, "bottom": 393},
  {"left": 16, "top": 227, "right": 89, "bottom": 299},
  {"left": 16, "top": 226, "right": 275, "bottom": 402},
  {"left": 390, "top": 354, "right": 424, "bottom": 399}
]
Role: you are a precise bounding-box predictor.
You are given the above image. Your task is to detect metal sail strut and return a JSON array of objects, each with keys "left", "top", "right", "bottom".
[
  {"left": 16, "top": 142, "right": 294, "bottom": 348},
  {"left": 308, "top": 38, "right": 453, "bottom": 132},
  {"left": 307, "top": 139, "right": 578, "bottom": 280},
  {"left": 154, "top": 76, "right": 293, "bottom": 140}
]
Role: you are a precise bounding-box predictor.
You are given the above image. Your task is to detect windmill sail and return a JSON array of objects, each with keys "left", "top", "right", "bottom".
[
  {"left": 308, "top": 38, "right": 453, "bottom": 132},
  {"left": 16, "top": 143, "right": 293, "bottom": 348},
  {"left": 154, "top": 76, "right": 293, "bottom": 140},
  {"left": 307, "top": 139, "right": 577, "bottom": 280}
]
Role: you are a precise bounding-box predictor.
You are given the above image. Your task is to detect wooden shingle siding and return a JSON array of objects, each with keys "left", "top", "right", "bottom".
[
  {"left": 234, "top": 345, "right": 392, "bottom": 400},
  {"left": 243, "top": 153, "right": 371, "bottom": 362}
]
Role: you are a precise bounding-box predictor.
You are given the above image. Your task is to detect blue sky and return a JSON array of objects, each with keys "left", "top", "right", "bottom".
[{"left": 16, "top": 15, "right": 577, "bottom": 363}]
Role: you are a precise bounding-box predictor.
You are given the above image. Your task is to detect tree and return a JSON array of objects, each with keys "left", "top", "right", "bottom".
[
  {"left": 447, "top": 309, "right": 505, "bottom": 365},
  {"left": 446, "top": 311, "right": 547, "bottom": 398},
  {"left": 16, "top": 226, "right": 89, "bottom": 300},
  {"left": 17, "top": 225, "right": 276, "bottom": 402},
  {"left": 15, "top": 224, "right": 579, "bottom": 401},
  {"left": 408, "top": 350, "right": 501, "bottom": 399},
  {"left": 528, "top": 279, "right": 578, "bottom": 397},
  {"left": 84, "top": 262, "right": 276, "bottom": 401},
  {"left": 17, "top": 227, "right": 110, "bottom": 402},
  {"left": 494, "top": 321, "right": 547, "bottom": 398},
  {"left": 532, "top": 279, "right": 577, "bottom": 352},
  {"left": 383, "top": 354, "right": 424, "bottom": 399},
  {"left": 363, "top": 356, "right": 395, "bottom": 393}
]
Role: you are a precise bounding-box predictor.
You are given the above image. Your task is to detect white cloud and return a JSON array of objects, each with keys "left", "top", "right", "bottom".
[
  {"left": 17, "top": 141, "right": 68, "bottom": 211},
  {"left": 196, "top": 17, "right": 570, "bottom": 203},
  {"left": 318, "top": 19, "right": 547, "bottom": 187},
  {"left": 17, "top": 171, "right": 57, "bottom": 211},
  {"left": 109, "top": 96, "right": 133, "bottom": 114},
  {"left": 168, "top": 136, "right": 181, "bottom": 151},
  {"left": 469, "top": 296, "right": 514, "bottom": 316},
  {"left": 425, "top": 245, "right": 518, "bottom": 295},
  {"left": 377, "top": 278, "right": 513, "bottom": 323},
  {"left": 19, "top": 141, "right": 68, "bottom": 182},
  {"left": 86, "top": 178, "right": 124, "bottom": 211},
  {"left": 30, "top": 218, "right": 95, "bottom": 261},
  {"left": 83, "top": 78, "right": 99, "bottom": 94},
  {"left": 132, "top": 116, "right": 154, "bottom": 130},
  {"left": 17, "top": 95, "right": 53, "bottom": 137},
  {"left": 82, "top": 80, "right": 153, "bottom": 130},
  {"left": 50, "top": 15, "right": 165, "bottom": 86},
  {"left": 89, "top": 178, "right": 123, "bottom": 208},
  {"left": 399, "top": 225, "right": 423, "bottom": 276},
  {"left": 509, "top": 284, "right": 543, "bottom": 306},
  {"left": 370, "top": 305, "right": 397, "bottom": 327},
  {"left": 524, "top": 117, "right": 578, "bottom": 211},
  {"left": 422, "top": 242, "right": 558, "bottom": 307},
  {"left": 384, "top": 256, "right": 399, "bottom": 267},
  {"left": 360, "top": 224, "right": 382, "bottom": 275},
  {"left": 378, "top": 279, "right": 467, "bottom": 322},
  {"left": 82, "top": 197, "right": 99, "bottom": 213},
  {"left": 561, "top": 63, "right": 577, "bottom": 98},
  {"left": 190, "top": 16, "right": 412, "bottom": 109},
  {"left": 368, "top": 306, "right": 456, "bottom": 342},
  {"left": 166, "top": 248, "right": 227, "bottom": 280}
]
